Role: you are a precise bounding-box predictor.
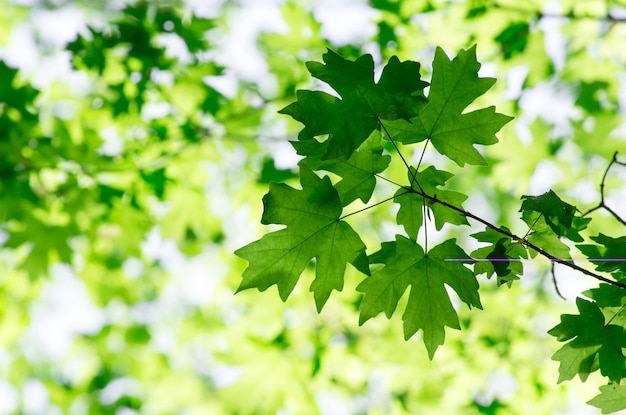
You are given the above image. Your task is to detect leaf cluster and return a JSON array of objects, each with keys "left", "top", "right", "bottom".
[{"left": 236, "top": 46, "right": 626, "bottom": 412}]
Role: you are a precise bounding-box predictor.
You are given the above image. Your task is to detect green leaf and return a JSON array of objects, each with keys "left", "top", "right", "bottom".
[
  {"left": 589, "top": 384, "right": 626, "bottom": 414},
  {"left": 495, "top": 22, "right": 529, "bottom": 59},
  {"left": 548, "top": 297, "right": 626, "bottom": 383},
  {"left": 292, "top": 131, "right": 391, "bottom": 205},
  {"left": 520, "top": 190, "right": 590, "bottom": 242},
  {"left": 235, "top": 167, "right": 370, "bottom": 311},
  {"left": 524, "top": 216, "right": 572, "bottom": 260},
  {"left": 279, "top": 49, "right": 428, "bottom": 159},
  {"left": 394, "top": 166, "right": 469, "bottom": 240},
  {"left": 381, "top": 45, "right": 513, "bottom": 166},
  {"left": 470, "top": 226, "right": 527, "bottom": 285},
  {"left": 578, "top": 233, "right": 626, "bottom": 274},
  {"left": 357, "top": 235, "right": 481, "bottom": 358}
]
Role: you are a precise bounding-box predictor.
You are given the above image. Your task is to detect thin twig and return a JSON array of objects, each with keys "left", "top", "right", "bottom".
[
  {"left": 403, "top": 185, "right": 626, "bottom": 290},
  {"left": 583, "top": 151, "right": 626, "bottom": 227},
  {"left": 492, "top": 2, "right": 626, "bottom": 23},
  {"left": 551, "top": 261, "right": 566, "bottom": 300}
]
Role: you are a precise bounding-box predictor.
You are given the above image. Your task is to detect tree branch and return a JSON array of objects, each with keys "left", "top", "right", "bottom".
[
  {"left": 403, "top": 185, "right": 626, "bottom": 290},
  {"left": 583, "top": 151, "right": 626, "bottom": 227},
  {"left": 492, "top": 2, "right": 626, "bottom": 23}
]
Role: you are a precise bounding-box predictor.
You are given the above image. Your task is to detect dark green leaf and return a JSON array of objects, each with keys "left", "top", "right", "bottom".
[
  {"left": 495, "top": 22, "right": 529, "bottom": 59},
  {"left": 520, "top": 190, "right": 589, "bottom": 242},
  {"left": 470, "top": 226, "right": 527, "bottom": 285},
  {"left": 578, "top": 234, "right": 626, "bottom": 274},
  {"left": 279, "top": 49, "right": 427, "bottom": 159}
]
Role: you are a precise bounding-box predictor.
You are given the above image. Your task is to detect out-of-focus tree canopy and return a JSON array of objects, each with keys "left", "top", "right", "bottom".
[{"left": 0, "top": 0, "right": 626, "bottom": 414}]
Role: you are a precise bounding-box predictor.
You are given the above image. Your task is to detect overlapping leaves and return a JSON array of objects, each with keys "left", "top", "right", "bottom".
[
  {"left": 394, "top": 166, "right": 468, "bottom": 240},
  {"left": 519, "top": 190, "right": 590, "bottom": 259},
  {"left": 381, "top": 46, "right": 513, "bottom": 166},
  {"left": 471, "top": 227, "right": 527, "bottom": 285},
  {"left": 280, "top": 49, "right": 428, "bottom": 160},
  {"left": 237, "top": 46, "right": 512, "bottom": 358}
]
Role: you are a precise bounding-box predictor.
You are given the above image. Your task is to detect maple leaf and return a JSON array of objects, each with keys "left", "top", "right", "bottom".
[
  {"left": 520, "top": 190, "right": 590, "bottom": 242},
  {"left": 292, "top": 131, "right": 391, "bottom": 205},
  {"left": 578, "top": 233, "right": 626, "bottom": 274},
  {"left": 548, "top": 297, "right": 626, "bottom": 383},
  {"left": 279, "top": 49, "right": 428, "bottom": 160},
  {"left": 235, "top": 167, "right": 370, "bottom": 311},
  {"left": 381, "top": 45, "right": 513, "bottom": 166},
  {"left": 394, "top": 166, "right": 468, "bottom": 240},
  {"left": 357, "top": 235, "right": 481, "bottom": 358},
  {"left": 589, "top": 384, "right": 626, "bottom": 414},
  {"left": 470, "top": 226, "right": 527, "bottom": 285}
]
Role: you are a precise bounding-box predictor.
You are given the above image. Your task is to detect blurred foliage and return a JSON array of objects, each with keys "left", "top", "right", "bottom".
[{"left": 0, "top": 0, "right": 625, "bottom": 414}]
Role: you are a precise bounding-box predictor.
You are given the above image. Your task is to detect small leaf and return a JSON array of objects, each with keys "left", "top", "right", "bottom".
[
  {"left": 589, "top": 384, "right": 626, "bottom": 414},
  {"left": 470, "top": 226, "right": 527, "bottom": 285},
  {"left": 520, "top": 190, "right": 590, "bottom": 242},
  {"left": 495, "top": 22, "right": 529, "bottom": 59},
  {"left": 394, "top": 166, "right": 469, "bottom": 240}
]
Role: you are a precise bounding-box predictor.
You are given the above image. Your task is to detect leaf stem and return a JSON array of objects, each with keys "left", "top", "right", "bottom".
[
  {"left": 605, "top": 302, "right": 626, "bottom": 326},
  {"left": 339, "top": 191, "right": 409, "bottom": 221},
  {"left": 377, "top": 116, "right": 426, "bottom": 195},
  {"left": 522, "top": 212, "right": 543, "bottom": 240}
]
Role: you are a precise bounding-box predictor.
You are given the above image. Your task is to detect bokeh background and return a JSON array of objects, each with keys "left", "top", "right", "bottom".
[{"left": 1, "top": 0, "right": 626, "bottom": 413}]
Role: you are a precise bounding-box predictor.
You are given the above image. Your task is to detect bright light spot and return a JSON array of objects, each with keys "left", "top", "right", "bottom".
[
  {"left": 312, "top": 0, "right": 379, "bottom": 46},
  {"left": 122, "top": 257, "right": 145, "bottom": 279},
  {"left": 22, "top": 379, "right": 50, "bottom": 414},
  {"left": 31, "top": 7, "right": 87, "bottom": 47},
  {"left": 98, "top": 127, "right": 125, "bottom": 157},
  {"left": 529, "top": 160, "right": 563, "bottom": 194},
  {"left": 99, "top": 378, "right": 142, "bottom": 405},
  {"left": 141, "top": 227, "right": 185, "bottom": 272},
  {"left": 211, "top": 3, "right": 287, "bottom": 96},
  {"left": 0, "top": 381, "right": 18, "bottom": 415},
  {"left": 315, "top": 389, "right": 351, "bottom": 415},
  {"left": 518, "top": 79, "right": 581, "bottom": 143},
  {"left": 184, "top": 0, "right": 227, "bottom": 18},
  {"left": 141, "top": 101, "right": 171, "bottom": 122},
  {"left": 156, "top": 33, "right": 193, "bottom": 64},
  {"left": 23, "top": 264, "right": 105, "bottom": 360},
  {"left": 503, "top": 65, "right": 529, "bottom": 100},
  {"left": 474, "top": 370, "right": 517, "bottom": 406},
  {"left": 538, "top": 2, "right": 567, "bottom": 72}
]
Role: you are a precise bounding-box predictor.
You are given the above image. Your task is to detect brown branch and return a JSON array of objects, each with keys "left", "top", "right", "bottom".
[
  {"left": 583, "top": 151, "right": 626, "bottom": 227},
  {"left": 403, "top": 185, "right": 626, "bottom": 290}
]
